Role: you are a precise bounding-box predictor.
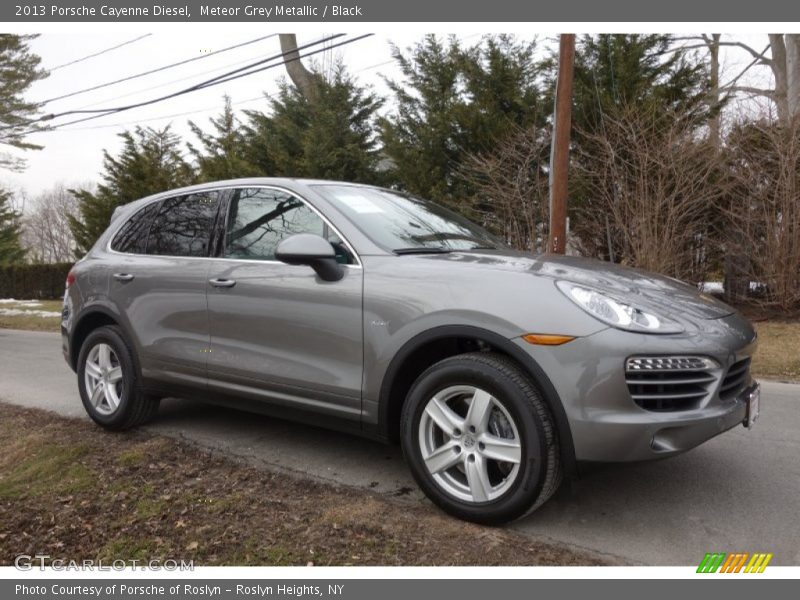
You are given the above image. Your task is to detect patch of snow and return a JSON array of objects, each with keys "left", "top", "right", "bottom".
[
  {"left": 0, "top": 299, "right": 43, "bottom": 306},
  {"left": 0, "top": 308, "right": 61, "bottom": 318},
  {"left": 699, "top": 281, "right": 724, "bottom": 294},
  {"left": 700, "top": 281, "right": 767, "bottom": 294}
]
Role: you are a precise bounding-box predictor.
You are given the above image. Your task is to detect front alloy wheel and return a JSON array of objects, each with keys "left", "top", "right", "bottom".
[
  {"left": 401, "top": 352, "right": 562, "bottom": 524},
  {"left": 419, "top": 385, "right": 522, "bottom": 503}
]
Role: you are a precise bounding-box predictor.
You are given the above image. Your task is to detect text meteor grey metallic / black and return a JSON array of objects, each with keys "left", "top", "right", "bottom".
[{"left": 61, "top": 178, "right": 760, "bottom": 523}]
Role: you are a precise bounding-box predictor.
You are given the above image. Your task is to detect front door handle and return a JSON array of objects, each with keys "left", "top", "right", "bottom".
[
  {"left": 209, "top": 278, "right": 236, "bottom": 288},
  {"left": 113, "top": 273, "right": 135, "bottom": 282}
]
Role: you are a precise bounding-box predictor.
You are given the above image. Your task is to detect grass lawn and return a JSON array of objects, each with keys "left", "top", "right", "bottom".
[
  {"left": 0, "top": 402, "right": 603, "bottom": 566},
  {"left": 0, "top": 299, "right": 797, "bottom": 381},
  {"left": 751, "top": 320, "right": 800, "bottom": 382},
  {"left": 0, "top": 299, "right": 62, "bottom": 332}
]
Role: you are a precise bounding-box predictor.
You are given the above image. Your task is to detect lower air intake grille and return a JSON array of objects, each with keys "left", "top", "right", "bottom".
[
  {"left": 719, "top": 357, "right": 751, "bottom": 401},
  {"left": 625, "top": 356, "right": 719, "bottom": 412}
]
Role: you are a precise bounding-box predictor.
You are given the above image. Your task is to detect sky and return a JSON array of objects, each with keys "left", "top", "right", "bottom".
[{"left": 1, "top": 31, "right": 775, "bottom": 205}]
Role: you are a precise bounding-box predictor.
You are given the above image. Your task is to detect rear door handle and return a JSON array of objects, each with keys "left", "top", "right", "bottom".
[
  {"left": 113, "top": 273, "right": 135, "bottom": 282},
  {"left": 209, "top": 278, "right": 236, "bottom": 288}
]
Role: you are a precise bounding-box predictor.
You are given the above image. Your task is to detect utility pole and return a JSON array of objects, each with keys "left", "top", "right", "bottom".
[{"left": 548, "top": 33, "right": 575, "bottom": 255}]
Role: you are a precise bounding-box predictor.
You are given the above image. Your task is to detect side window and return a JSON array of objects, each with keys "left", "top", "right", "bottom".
[
  {"left": 224, "top": 188, "right": 352, "bottom": 264},
  {"left": 146, "top": 192, "right": 220, "bottom": 257},
  {"left": 110, "top": 201, "right": 160, "bottom": 254}
]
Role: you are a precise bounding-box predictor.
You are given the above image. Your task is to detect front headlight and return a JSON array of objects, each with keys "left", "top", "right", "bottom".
[{"left": 556, "top": 281, "right": 683, "bottom": 334}]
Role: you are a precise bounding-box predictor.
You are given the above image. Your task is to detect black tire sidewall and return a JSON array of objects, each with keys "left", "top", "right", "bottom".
[
  {"left": 401, "top": 356, "right": 549, "bottom": 524},
  {"left": 77, "top": 326, "right": 139, "bottom": 428}
]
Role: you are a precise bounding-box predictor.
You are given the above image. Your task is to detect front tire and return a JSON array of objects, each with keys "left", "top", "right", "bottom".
[
  {"left": 77, "top": 325, "right": 159, "bottom": 430},
  {"left": 401, "top": 352, "right": 561, "bottom": 524}
]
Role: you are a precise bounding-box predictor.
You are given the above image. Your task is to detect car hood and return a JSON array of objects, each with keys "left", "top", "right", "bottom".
[{"left": 427, "top": 250, "right": 735, "bottom": 320}]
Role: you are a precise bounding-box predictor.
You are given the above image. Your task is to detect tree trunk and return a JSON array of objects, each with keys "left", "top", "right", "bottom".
[
  {"left": 768, "top": 34, "right": 790, "bottom": 123},
  {"left": 708, "top": 34, "right": 721, "bottom": 147},
  {"left": 278, "top": 34, "right": 318, "bottom": 99},
  {"left": 785, "top": 34, "right": 800, "bottom": 120}
]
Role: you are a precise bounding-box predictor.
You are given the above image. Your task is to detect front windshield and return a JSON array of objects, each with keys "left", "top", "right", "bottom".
[{"left": 313, "top": 185, "right": 505, "bottom": 252}]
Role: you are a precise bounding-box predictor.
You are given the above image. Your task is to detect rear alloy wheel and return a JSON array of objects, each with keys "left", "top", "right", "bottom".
[
  {"left": 401, "top": 352, "right": 561, "bottom": 524},
  {"left": 77, "top": 325, "right": 160, "bottom": 430},
  {"left": 83, "top": 343, "right": 124, "bottom": 416}
]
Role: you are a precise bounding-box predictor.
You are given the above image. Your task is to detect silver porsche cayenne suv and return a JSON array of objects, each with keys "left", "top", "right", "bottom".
[{"left": 62, "top": 179, "right": 760, "bottom": 523}]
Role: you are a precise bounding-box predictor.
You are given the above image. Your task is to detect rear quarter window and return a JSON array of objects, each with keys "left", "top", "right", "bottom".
[
  {"left": 146, "top": 192, "right": 221, "bottom": 257},
  {"left": 110, "top": 201, "right": 161, "bottom": 254}
]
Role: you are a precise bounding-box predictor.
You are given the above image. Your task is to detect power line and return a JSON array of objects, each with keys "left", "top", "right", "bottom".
[
  {"left": 52, "top": 34, "right": 345, "bottom": 118},
  {"left": 41, "top": 34, "right": 278, "bottom": 105},
  {"left": 48, "top": 34, "right": 152, "bottom": 72},
  {"left": 71, "top": 34, "right": 333, "bottom": 111},
  {"left": 24, "top": 34, "right": 373, "bottom": 133},
  {"left": 5, "top": 34, "right": 341, "bottom": 134},
  {"left": 40, "top": 32, "right": 480, "bottom": 134},
  {"left": 53, "top": 48, "right": 393, "bottom": 132},
  {"left": 59, "top": 94, "right": 272, "bottom": 132},
  {"left": 72, "top": 51, "right": 275, "bottom": 111}
]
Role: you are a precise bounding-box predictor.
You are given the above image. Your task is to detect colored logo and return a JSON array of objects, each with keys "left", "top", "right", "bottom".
[{"left": 697, "top": 552, "right": 773, "bottom": 573}]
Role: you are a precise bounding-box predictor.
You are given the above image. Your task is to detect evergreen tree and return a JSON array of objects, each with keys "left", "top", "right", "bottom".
[
  {"left": 0, "top": 34, "right": 48, "bottom": 171},
  {"left": 188, "top": 96, "right": 260, "bottom": 182},
  {"left": 572, "top": 34, "right": 710, "bottom": 133},
  {"left": 379, "top": 35, "right": 464, "bottom": 205},
  {"left": 68, "top": 126, "right": 194, "bottom": 255},
  {"left": 0, "top": 187, "right": 25, "bottom": 264},
  {"left": 242, "top": 65, "right": 383, "bottom": 183},
  {"left": 380, "top": 35, "right": 545, "bottom": 207}
]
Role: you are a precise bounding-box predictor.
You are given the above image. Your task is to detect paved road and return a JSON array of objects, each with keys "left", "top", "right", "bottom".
[{"left": 1, "top": 328, "right": 798, "bottom": 565}]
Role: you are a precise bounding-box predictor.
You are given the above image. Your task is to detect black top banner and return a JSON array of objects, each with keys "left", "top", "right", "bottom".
[{"left": 4, "top": 0, "right": 800, "bottom": 22}]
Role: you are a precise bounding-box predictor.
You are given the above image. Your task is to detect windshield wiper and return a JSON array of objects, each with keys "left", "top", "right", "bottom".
[{"left": 393, "top": 247, "right": 452, "bottom": 255}]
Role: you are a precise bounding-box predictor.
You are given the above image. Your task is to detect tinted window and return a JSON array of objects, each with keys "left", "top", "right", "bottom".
[
  {"left": 110, "top": 201, "right": 160, "bottom": 254},
  {"left": 224, "top": 188, "right": 352, "bottom": 263},
  {"left": 313, "top": 185, "right": 504, "bottom": 252},
  {"left": 146, "top": 192, "right": 220, "bottom": 257}
]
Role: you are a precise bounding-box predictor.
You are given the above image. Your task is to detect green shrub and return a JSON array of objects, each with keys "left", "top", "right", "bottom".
[{"left": 0, "top": 263, "right": 73, "bottom": 300}]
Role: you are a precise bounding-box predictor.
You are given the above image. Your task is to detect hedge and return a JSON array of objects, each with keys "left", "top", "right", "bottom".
[{"left": 0, "top": 263, "right": 73, "bottom": 300}]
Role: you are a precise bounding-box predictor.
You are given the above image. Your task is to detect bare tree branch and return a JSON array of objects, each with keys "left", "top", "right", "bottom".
[{"left": 726, "top": 86, "right": 777, "bottom": 98}]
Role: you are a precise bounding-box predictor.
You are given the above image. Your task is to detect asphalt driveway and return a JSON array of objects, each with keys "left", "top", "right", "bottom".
[{"left": 1, "top": 328, "right": 798, "bottom": 565}]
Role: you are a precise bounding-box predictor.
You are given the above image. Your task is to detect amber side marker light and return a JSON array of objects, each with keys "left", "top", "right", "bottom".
[{"left": 522, "top": 333, "right": 576, "bottom": 346}]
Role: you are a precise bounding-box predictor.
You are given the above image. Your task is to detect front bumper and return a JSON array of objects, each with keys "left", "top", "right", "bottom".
[
  {"left": 569, "top": 385, "right": 751, "bottom": 461},
  {"left": 515, "top": 312, "right": 758, "bottom": 462}
]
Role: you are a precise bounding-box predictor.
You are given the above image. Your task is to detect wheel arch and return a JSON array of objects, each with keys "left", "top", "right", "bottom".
[
  {"left": 377, "top": 325, "right": 576, "bottom": 476},
  {"left": 69, "top": 305, "right": 131, "bottom": 371}
]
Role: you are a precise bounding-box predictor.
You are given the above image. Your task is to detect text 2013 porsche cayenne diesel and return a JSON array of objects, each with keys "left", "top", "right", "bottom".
[{"left": 62, "top": 179, "right": 760, "bottom": 523}]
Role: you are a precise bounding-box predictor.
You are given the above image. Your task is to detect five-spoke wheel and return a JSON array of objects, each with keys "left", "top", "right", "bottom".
[
  {"left": 83, "top": 342, "right": 124, "bottom": 415},
  {"left": 419, "top": 385, "right": 522, "bottom": 503},
  {"left": 77, "top": 325, "right": 160, "bottom": 430},
  {"left": 402, "top": 352, "right": 562, "bottom": 524}
]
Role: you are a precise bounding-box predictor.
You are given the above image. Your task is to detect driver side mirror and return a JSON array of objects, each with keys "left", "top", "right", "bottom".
[{"left": 275, "top": 233, "right": 345, "bottom": 282}]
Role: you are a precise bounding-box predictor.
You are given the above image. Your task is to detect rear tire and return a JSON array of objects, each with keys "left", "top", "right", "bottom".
[
  {"left": 401, "top": 352, "right": 561, "bottom": 524},
  {"left": 77, "top": 325, "right": 160, "bottom": 430}
]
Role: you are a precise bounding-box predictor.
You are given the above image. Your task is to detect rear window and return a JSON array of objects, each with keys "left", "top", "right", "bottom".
[
  {"left": 110, "top": 201, "right": 161, "bottom": 254},
  {"left": 145, "top": 192, "right": 221, "bottom": 257}
]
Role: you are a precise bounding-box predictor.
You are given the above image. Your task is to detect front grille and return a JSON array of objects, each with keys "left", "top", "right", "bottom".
[
  {"left": 625, "top": 356, "right": 719, "bottom": 412},
  {"left": 719, "top": 357, "right": 751, "bottom": 401}
]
